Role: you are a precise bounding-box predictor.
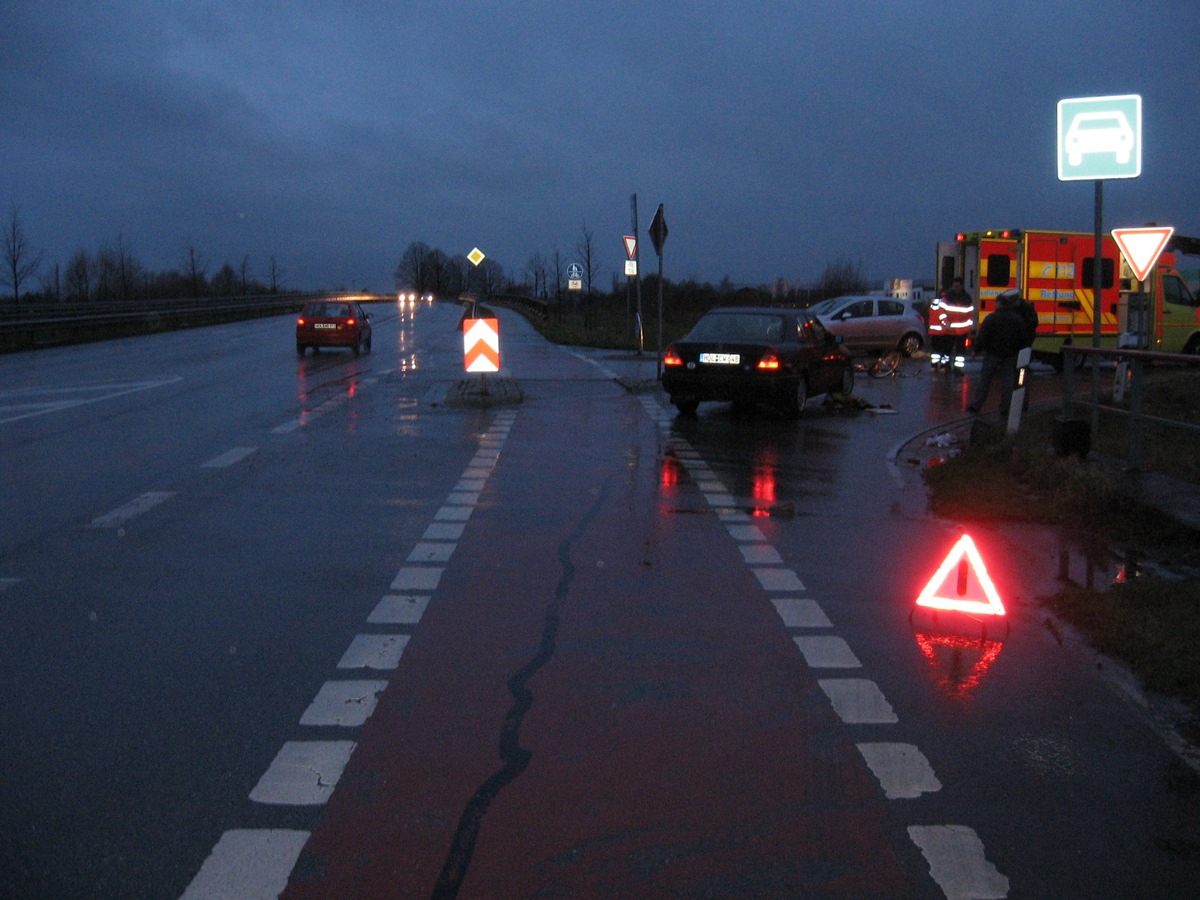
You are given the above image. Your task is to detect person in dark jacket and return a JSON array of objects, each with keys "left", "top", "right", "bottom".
[{"left": 968, "top": 289, "right": 1028, "bottom": 415}]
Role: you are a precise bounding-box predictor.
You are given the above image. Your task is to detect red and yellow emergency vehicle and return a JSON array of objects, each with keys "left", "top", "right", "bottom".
[{"left": 936, "top": 229, "right": 1200, "bottom": 362}]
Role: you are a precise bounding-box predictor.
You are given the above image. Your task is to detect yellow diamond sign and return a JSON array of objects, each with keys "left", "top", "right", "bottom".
[{"left": 468, "top": 247, "right": 486, "bottom": 267}]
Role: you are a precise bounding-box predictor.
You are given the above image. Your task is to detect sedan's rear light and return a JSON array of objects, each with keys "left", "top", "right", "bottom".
[
  {"left": 345, "top": 318, "right": 356, "bottom": 326},
  {"left": 297, "top": 318, "right": 306, "bottom": 326},
  {"left": 663, "top": 346, "right": 683, "bottom": 367},
  {"left": 756, "top": 350, "right": 781, "bottom": 371}
]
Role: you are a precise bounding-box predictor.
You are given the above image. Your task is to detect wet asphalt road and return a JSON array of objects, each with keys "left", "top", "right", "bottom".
[{"left": 1, "top": 301, "right": 1197, "bottom": 898}]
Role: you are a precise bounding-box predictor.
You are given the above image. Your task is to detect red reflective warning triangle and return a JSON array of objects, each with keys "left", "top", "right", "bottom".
[
  {"left": 915, "top": 534, "right": 1005, "bottom": 616},
  {"left": 1112, "top": 226, "right": 1174, "bottom": 282},
  {"left": 463, "top": 318, "right": 500, "bottom": 373}
]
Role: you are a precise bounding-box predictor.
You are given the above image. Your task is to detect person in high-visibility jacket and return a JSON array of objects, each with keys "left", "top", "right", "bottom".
[{"left": 928, "top": 277, "right": 975, "bottom": 371}]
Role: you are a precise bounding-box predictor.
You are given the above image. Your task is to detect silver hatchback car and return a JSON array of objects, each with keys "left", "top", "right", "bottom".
[{"left": 807, "top": 295, "right": 928, "bottom": 357}]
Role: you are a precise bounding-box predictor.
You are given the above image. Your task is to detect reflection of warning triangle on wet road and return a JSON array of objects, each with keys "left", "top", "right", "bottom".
[
  {"left": 916, "top": 534, "right": 1005, "bottom": 616},
  {"left": 914, "top": 632, "right": 1005, "bottom": 699}
]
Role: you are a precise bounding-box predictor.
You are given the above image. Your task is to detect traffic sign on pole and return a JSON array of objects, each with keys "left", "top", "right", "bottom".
[
  {"left": 1112, "top": 226, "right": 1174, "bottom": 282},
  {"left": 623, "top": 235, "right": 637, "bottom": 259},
  {"left": 1056, "top": 94, "right": 1141, "bottom": 181},
  {"left": 649, "top": 205, "right": 668, "bottom": 256}
]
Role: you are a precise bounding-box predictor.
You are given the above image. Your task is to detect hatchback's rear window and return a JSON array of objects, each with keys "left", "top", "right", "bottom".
[{"left": 305, "top": 303, "right": 352, "bottom": 318}]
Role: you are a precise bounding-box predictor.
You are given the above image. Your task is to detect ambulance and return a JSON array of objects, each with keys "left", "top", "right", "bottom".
[{"left": 935, "top": 229, "right": 1200, "bottom": 363}]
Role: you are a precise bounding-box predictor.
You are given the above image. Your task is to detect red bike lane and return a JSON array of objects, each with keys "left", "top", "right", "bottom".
[{"left": 282, "top": 385, "right": 918, "bottom": 898}]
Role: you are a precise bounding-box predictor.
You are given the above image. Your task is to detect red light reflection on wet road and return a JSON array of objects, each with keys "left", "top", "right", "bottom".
[{"left": 913, "top": 632, "right": 1004, "bottom": 699}]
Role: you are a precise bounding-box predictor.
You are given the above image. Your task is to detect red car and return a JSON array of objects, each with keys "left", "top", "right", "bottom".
[{"left": 296, "top": 300, "right": 373, "bottom": 356}]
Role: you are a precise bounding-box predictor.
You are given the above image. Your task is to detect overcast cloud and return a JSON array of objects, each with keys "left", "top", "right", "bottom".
[{"left": 2, "top": 0, "right": 1198, "bottom": 292}]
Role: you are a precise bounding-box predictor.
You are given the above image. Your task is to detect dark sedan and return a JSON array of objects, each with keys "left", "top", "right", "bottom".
[{"left": 662, "top": 307, "right": 854, "bottom": 416}]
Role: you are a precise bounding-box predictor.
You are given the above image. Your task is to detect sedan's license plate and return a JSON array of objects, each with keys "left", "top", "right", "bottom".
[
  {"left": 699, "top": 352, "right": 740, "bottom": 365},
  {"left": 314, "top": 323, "right": 337, "bottom": 329}
]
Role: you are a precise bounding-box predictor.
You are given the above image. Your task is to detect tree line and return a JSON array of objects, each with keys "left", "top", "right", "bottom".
[{"left": 2, "top": 204, "right": 285, "bottom": 305}]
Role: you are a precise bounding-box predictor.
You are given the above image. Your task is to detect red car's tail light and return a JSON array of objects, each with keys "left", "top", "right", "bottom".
[
  {"left": 345, "top": 318, "right": 356, "bottom": 326},
  {"left": 663, "top": 346, "right": 683, "bottom": 367},
  {"left": 756, "top": 350, "right": 781, "bottom": 371},
  {"left": 297, "top": 318, "right": 306, "bottom": 326}
]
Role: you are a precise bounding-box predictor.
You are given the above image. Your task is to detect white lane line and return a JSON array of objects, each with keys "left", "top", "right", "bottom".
[
  {"left": 818, "top": 678, "right": 899, "bottom": 724},
  {"left": 697, "top": 480, "right": 726, "bottom": 492},
  {"left": 703, "top": 492, "right": 738, "bottom": 507},
  {"left": 446, "top": 491, "right": 480, "bottom": 505},
  {"left": 180, "top": 829, "right": 311, "bottom": 900},
  {"left": 857, "top": 743, "right": 943, "bottom": 799},
  {"left": 249, "top": 741, "right": 356, "bottom": 805},
  {"left": 90, "top": 492, "right": 175, "bottom": 528},
  {"left": 907, "top": 825, "right": 1010, "bottom": 900},
  {"left": 726, "top": 524, "right": 767, "bottom": 542},
  {"left": 0, "top": 377, "right": 183, "bottom": 425},
  {"left": 434, "top": 505, "right": 472, "bottom": 522},
  {"left": 740, "top": 544, "right": 783, "bottom": 565},
  {"left": 391, "top": 567, "right": 443, "bottom": 592},
  {"left": 794, "top": 635, "right": 862, "bottom": 668},
  {"left": 753, "top": 568, "right": 806, "bottom": 592},
  {"left": 299, "top": 680, "right": 388, "bottom": 727},
  {"left": 368, "top": 594, "right": 430, "bottom": 624},
  {"left": 338, "top": 634, "right": 410, "bottom": 670},
  {"left": 454, "top": 479, "right": 486, "bottom": 492},
  {"left": 407, "top": 542, "right": 456, "bottom": 563},
  {"left": 423, "top": 522, "right": 465, "bottom": 541},
  {"left": 201, "top": 446, "right": 257, "bottom": 468},
  {"left": 770, "top": 597, "right": 832, "bottom": 628}
]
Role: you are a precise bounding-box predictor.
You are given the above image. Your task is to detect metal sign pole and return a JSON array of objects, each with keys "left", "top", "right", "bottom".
[{"left": 1091, "top": 180, "right": 1103, "bottom": 440}]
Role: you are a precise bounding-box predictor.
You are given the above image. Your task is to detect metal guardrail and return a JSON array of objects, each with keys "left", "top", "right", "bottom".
[
  {"left": 0, "top": 292, "right": 389, "bottom": 353},
  {"left": 1061, "top": 345, "right": 1200, "bottom": 472}
]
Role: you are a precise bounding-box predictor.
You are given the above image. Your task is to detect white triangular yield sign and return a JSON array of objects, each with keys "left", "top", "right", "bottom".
[
  {"left": 1112, "top": 226, "right": 1174, "bottom": 282},
  {"left": 915, "top": 534, "right": 1006, "bottom": 616},
  {"left": 623, "top": 235, "right": 637, "bottom": 259}
]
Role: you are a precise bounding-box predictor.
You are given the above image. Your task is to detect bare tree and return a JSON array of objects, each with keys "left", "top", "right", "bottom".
[
  {"left": 526, "top": 252, "right": 548, "bottom": 298},
  {"left": 211, "top": 264, "right": 239, "bottom": 296},
  {"left": 112, "top": 232, "right": 141, "bottom": 300},
  {"left": 64, "top": 249, "right": 91, "bottom": 302},
  {"left": 478, "top": 258, "right": 505, "bottom": 296},
  {"left": 395, "top": 241, "right": 433, "bottom": 293},
  {"left": 817, "top": 259, "right": 868, "bottom": 299},
  {"left": 3, "top": 204, "right": 43, "bottom": 303},
  {"left": 576, "top": 222, "right": 598, "bottom": 297},
  {"left": 268, "top": 256, "right": 283, "bottom": 293},
  {"left": 551, "top": 247, "right": 564, "bottom": 301},
  {"left": 184, "top": 244, "right": 207, "bottom": 296}
]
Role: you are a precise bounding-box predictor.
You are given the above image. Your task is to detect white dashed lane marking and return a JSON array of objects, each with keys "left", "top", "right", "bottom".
[
  {"left": 299, "top": 681, "right": 387, "bottom": 727},
  {"left": 770, "top": 597, "right": 833, "bottom": 628},
  {"left": 908, "top": 825, "right": 1011, "bottom": 899},
  {"left": 793, "top": 635, "right": 863, "bottom": 668},
  {"left": 338, "top": 634, "right": 410, "bottom": 670},
  {"left": 856, "top": 743, "right": 943, "bottom": 800},
  {"left": 819, "top": 678, "right": 900, "bottom": 725},
  {"left": 90, "top": 492, "right": 175, "bottom": 528},
  {"left": 179, "top": 829, "right": 310, "bottom": 900},
  {"left": 201, "top": 446, "right": 257, "bottom": 468},
  {"left": 249, "top": 741, "right": 356, "bottom": 806},
  {"left": 367, "top": 594, "right": 430, "bottom": 625}
]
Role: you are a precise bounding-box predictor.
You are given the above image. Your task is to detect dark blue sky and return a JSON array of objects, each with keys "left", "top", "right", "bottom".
[{"left": 3, "top": 1, "right": 1198, "bottom": 293}]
